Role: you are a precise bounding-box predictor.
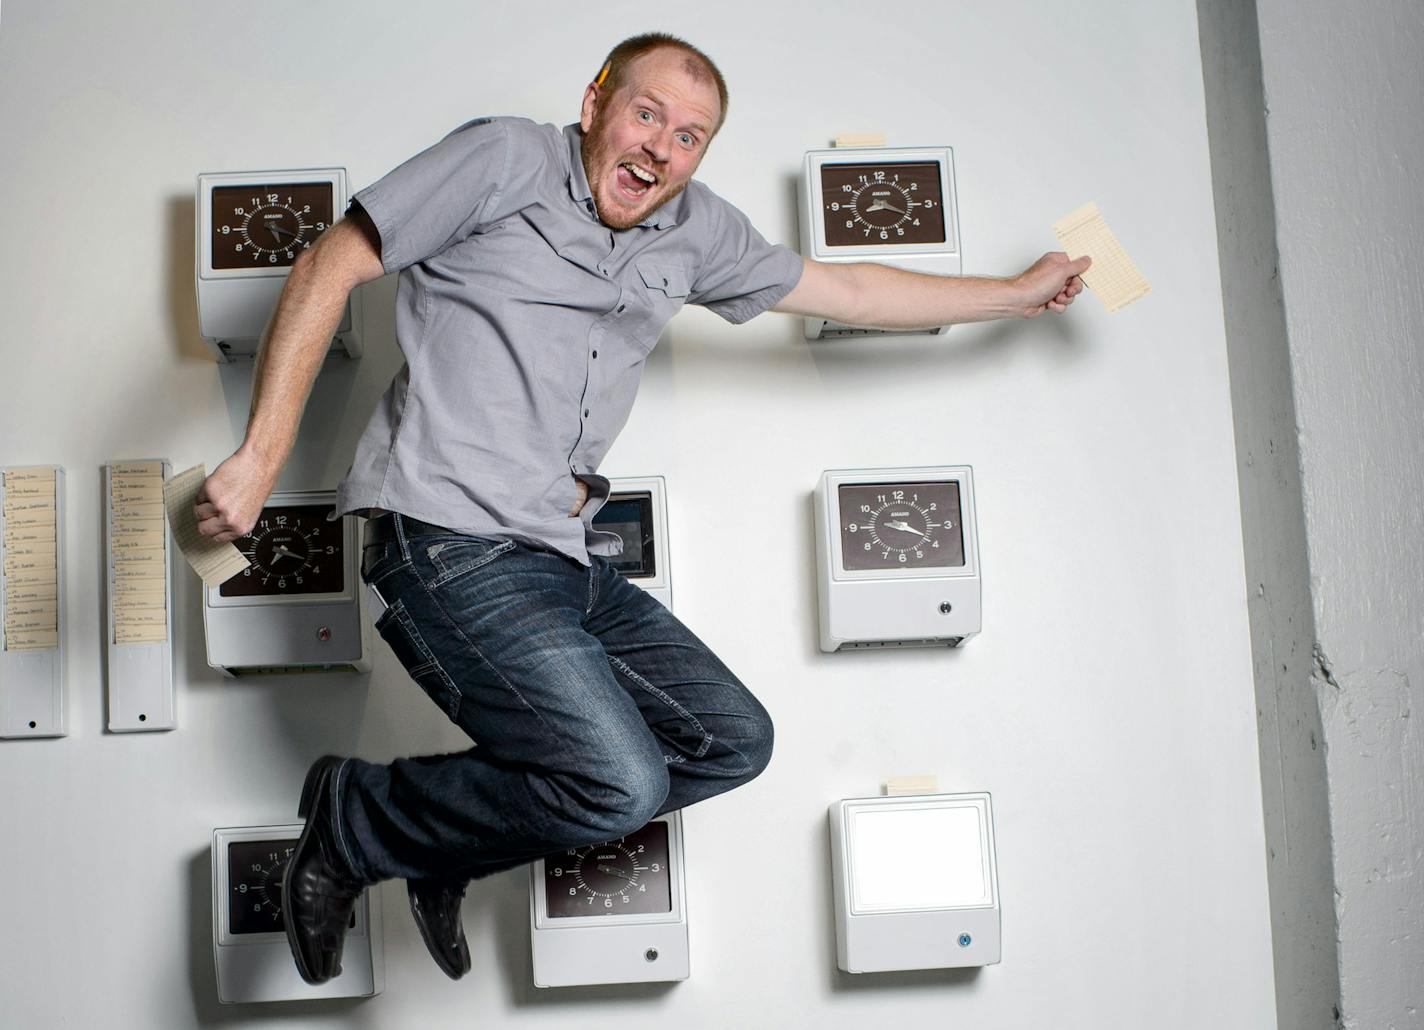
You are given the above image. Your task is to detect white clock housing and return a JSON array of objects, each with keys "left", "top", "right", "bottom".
[
  {"left": 212, "top": 824, "right": 384, "bottom": 1003},
  {"left": 829, "top": 792, "right": 1001, "bottom": 973},
  {"left": 798, "top": 146, "right": 962, "bottom": 339},
  {"left": 529, "top": 811, "right": 689, "bottom": 987},
  {"left": 196, "top": 168, "right": 362, "bottom": 362},
  {"left": 814, "top": 466, "right": 980, "bottom": 652},
  {"left": 202, "top": 490, "right": 369, "bottom": 676}
]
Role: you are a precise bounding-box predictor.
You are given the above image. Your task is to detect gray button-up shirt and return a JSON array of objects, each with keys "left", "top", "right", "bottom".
[{"left": 336, "top": 118, "right": 802, "bottom": 565}]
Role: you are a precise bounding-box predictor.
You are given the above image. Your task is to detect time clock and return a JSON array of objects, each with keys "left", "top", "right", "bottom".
[
  {"left": 814, "top": 466, "right": 980, "bottom": 652},
  {"left": 203, "top": 491, "right": 369, "bottom": 675},
  {"left": 196, "top": 168, "right": 362, "bottom": 361},
  {"left": 798, "top": 146, "right": 962, "bottom": 338},
  {"left": 212, "top": 824, "right": 383, "bottom": 1003},
  {"left": 529, "top": 811, "right": 689, "bottom": 987},
  {"left": 591, "top": 476, "right": 673, "bottom": 610},
  {"left": 829, "top": 792, "right": 1001, "bottom": 972}
]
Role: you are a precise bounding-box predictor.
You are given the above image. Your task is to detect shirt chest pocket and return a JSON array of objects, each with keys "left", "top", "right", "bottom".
[
  {"left": 638, "top": 262, "right": 691, "bottom": 299},
  {"left": 623, "top": 261, "right": 691, "bottom": 354}
]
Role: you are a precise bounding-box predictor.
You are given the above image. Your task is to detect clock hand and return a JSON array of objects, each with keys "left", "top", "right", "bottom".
[
  {"left": 884, "top": 520, "right": 926, "bottom": 537},
  {"left": 866, "top": 198, "right": 908, "bottom": 216},
  {"left": 596, "top": 864, "right": 635, "bottom": 881},
  {"left": 270, "top": 545, "right": 301, "bottom": 564}
]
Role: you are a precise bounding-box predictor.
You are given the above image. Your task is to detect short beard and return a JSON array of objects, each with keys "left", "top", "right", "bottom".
[{"left": 580, "top": 114, "right": 686, "bottom": 230}]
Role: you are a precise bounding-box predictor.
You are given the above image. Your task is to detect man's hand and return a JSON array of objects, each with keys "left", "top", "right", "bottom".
[
  {"left": 195, "top": 448, "right": 278, "bottom": 542},
  {"left": 1014, "top": 252, "right": 1091, "bottom": 318}
]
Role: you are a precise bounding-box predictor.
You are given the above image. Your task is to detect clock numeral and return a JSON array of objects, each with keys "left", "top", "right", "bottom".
[
  {"left": 898, "top": 553, "right": 907, "bottom": 563},
  {"left": 848, "top": 523, "right": 858, "bottom": 533},
  {"left": 266, "top": 193, "right": 278, "bottom": 204},
  {"left": 864, "top": 543, "right": 872, "bottom": 551}
]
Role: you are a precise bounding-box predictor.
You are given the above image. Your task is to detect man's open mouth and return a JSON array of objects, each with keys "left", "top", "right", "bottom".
[{"left": 616, "top": 161, "right": 658, "bottom": 198}]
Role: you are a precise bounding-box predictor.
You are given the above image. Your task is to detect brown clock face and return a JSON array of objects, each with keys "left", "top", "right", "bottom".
[
  {"left": 210, "top": 181, "right": 335, "bottom": 269},
  {"left": 820, "top": 161, "right": 946, "bottom": 247},
  {"left": 838, "top": 481, "right": 964, "bottom": 571}
]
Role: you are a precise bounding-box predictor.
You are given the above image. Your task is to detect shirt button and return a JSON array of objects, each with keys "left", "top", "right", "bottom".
[
  {"left": 592, "top": 350, "right": 599, "bottom": 359},
  {"left": 584, "top": 409, "right": 590, "bottom": 418},
  {"left": 617, "top": 304, "right": 625, "bottom": 314}
]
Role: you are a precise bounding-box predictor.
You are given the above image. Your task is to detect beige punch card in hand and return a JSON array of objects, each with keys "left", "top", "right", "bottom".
[
  {"left": 1053, "top": 201, "right": 1151, "bottom": 312},
  {"left": 162, "top": 465, "right": 250, "bottom": 587}
]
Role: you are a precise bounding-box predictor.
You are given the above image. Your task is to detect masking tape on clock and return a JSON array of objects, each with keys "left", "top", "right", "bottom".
[{"left": 885, "top": 775, "right": 939, "bottom": 796}]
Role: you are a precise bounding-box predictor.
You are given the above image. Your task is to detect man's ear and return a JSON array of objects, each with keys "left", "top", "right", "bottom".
[{"left": 580, "top": 82, "right": 600, "bottom": 133}]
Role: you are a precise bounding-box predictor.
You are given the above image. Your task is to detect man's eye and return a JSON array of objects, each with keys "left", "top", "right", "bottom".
[
  {"left": 638, "top": 110, "right": 654, "bottom": 122},
  {"left": 678, "top": 134, "right": 694, "bottom": 147}
]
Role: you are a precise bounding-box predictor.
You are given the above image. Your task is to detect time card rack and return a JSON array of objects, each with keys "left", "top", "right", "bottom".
[
  {"left": 105, "top": 460, "right": 176, "bottom": 731},
  {"left": 1, "top": 466, "right": 66, "bottom": 738}
]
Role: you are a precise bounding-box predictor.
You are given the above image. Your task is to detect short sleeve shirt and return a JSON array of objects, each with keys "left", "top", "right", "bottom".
[{"left": 336, "top": 118, "right": 803, "bottom": 564}]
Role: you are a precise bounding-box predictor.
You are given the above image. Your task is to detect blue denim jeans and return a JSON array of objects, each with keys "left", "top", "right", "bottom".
[{"left": 328, "top": 513, "right": 774, "bottom": 885}]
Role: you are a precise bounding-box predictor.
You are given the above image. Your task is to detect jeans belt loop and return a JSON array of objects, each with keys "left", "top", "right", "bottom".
[{"left": 393, "top": 512, "right": 411, "bottom": 562}]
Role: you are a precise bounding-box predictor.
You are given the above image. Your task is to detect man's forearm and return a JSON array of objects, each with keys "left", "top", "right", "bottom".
[
  {"left": 826, "top": 262, "right": 1025, "bottom": 329},
  {"left": 242, "top": 250, "right": 353, "bottom": 474},
  {"left": 773, "top": 253, "right": 1088, "bottom": 328}
]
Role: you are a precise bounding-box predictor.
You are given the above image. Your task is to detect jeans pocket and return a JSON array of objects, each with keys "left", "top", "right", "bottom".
[
  {"left": 425, "top": 536, "right": 516, "bottom": 589},
  {"left": 361, "top": 539, "right": 407, "bottom": 585},
  {"left": 374, "top": 598, "right": 462, "bottom": 721}
]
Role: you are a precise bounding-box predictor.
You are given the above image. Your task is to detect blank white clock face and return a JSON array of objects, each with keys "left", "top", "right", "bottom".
[
  {"left": 838, "top": 481, "right": 964, "bottom": 571},
  {"left": 850, "top": 805, "right": 991, "bottom": 913}
]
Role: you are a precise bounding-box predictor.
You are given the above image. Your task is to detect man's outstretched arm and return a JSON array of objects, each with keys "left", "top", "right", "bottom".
[
  {"left": 771, "top": 252, "right": 1090, "bottom": 329},
  {"left": 195, "top": 209, "right": 386, "bottom": 542}
]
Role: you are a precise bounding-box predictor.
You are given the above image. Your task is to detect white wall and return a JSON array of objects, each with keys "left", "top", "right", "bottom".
[
  {"left": 1254, "top": 2, "right": 1424, "bottom": 1027},
  {"left": 1195, "top": 1, "right": 1339, "bottom": 1025},
  {"left": 0, "top": 2, "right": 1277, "bottom": 1027}
]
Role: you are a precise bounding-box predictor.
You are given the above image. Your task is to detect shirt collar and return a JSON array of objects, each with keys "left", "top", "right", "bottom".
[{"left": 562, "top": 123, "right": 682, "bottom": 230}]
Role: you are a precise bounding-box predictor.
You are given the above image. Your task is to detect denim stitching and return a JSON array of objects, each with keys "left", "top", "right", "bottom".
[
  {"left": 606, "top": 654, "right": 713, "bottom": 758},
  {"left": 584, "top": 562, "right": 596, "bottom": 615},
  {"left": 390, "top": 604, "right": 461, "bottom": 717},
  {"left": 416, "top": 572, "right": 564, "bottom": 752},
  {"left": 428, "top": 539, "right": 517, "bottom": 589}
]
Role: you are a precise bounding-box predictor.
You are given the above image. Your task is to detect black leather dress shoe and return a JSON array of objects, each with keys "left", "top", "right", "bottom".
[
  {"left": 408, "top": 878, "right": 472, "bottom": 980},
  {"left": 283, "top": 755, "right": 364, "bottom": 986}
]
